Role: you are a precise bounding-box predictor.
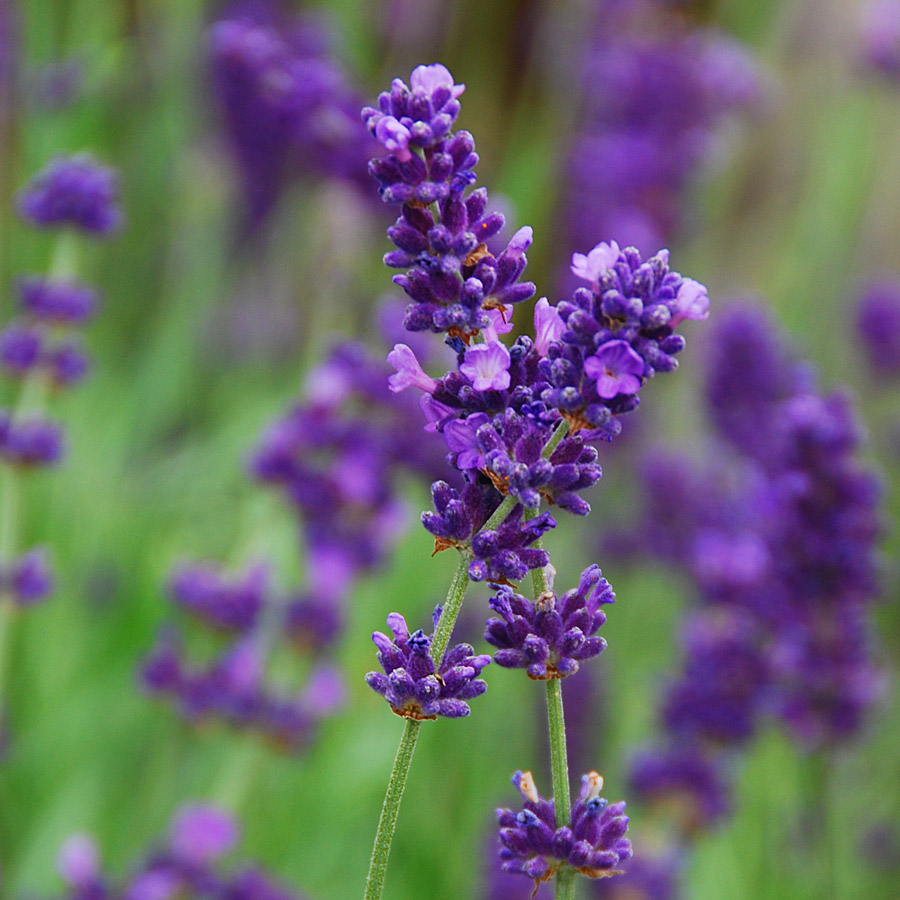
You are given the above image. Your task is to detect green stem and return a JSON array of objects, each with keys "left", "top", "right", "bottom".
[
  {"left": 364, "top": 718, "right": 422, "bottom": 900},
  {"left": 546, "top": 678, "right": 575, "bottom": 900},
  {"left": 363, "top": 418, "right": 570, "bottom": 900}
]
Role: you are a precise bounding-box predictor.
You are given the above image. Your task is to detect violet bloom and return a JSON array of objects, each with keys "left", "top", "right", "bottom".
[
  {"left": 3, "top": 547, "right": 55, "bottom": 606},
  {"left": 533, "top": 298, "right": 565, "bottom": 356},
  {"left": 57, "top": 833, "right": 102, "bottom": 889},
  {"left": 16, "top": 153, "right": 122, "bottom": 235},
  {"left": 669, "top": 278, "right": 710, "bottom": 328},
  {"left": 17, "top": 277, "right": 99, "bottom": 323},
  {"left": 856, "top": 279, "right": 900, "bottom": 376},
  {"left": 485, "top": 564, "right": 614, "bottom": 679},
  {"left": 571, "top": 241, "right": 620, "bottom": 290},
  {"left": 497, "top": 770, "right": 631, "bottom": 881},
  {"left": 584, "top": 341, "right": 645, "bottom": 399},
  {"left": 365, "top": 611, "right": 490, "bottom": 719},
  {"left": 0, "top": 411, "right": 65, "bottom": 466},
  {"left": 862, "top": 0, "right": 900, "bottom": 78},
  {"left": 443, "top": 411, "right": 490, "bottom": 469},
  {"left": 461, "top": 342, "right": 512, "bottom": 391},
  {"left": 387, "top": 343, "right": 438, "bottom": 393},
  {"left": 170, "top": 805, "right": 239, "bottom": 864},
  {"left": 168, "top": 561, "right": 268, "bottom": 632}
]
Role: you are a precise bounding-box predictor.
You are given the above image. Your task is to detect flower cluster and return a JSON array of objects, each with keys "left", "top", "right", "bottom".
[
  {"left": 497, "top": 771, "right": 632, "bottom": 882},
  {"left": 52, "top": 804, "right": 306, "bottom": 900},
  {"left": 142, "top": 560, "right": 345, "bottom": 751},
  {"left": 365, "top": 610, "right": 490, "bottom": 719},
  {"left": 209, "top": 1, "right": 374, "bottom": 232},
  {"left": 604, "top": 300, "right": 882, "bottom": 890},
  {"left": 363, "top": 62, "right": 536, "bottom": 334},
  {"left": 485, "top": 564, "right": 614, "bottom": 679},
  {"left": 0, "top": 154, "right": 121, "bottom": 617},
  {"left": 855, "top": 278, "right": 900, "bottom": 376},
  {"left": 562, "top": 1, "right": 760, "bottom": 274}
]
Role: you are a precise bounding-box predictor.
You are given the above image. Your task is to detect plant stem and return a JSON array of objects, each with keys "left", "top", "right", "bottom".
[
  {"left": 363, "top": 418, "right": 570, "bottom": 900},
  {"left": 364, "top": 718, "right": 422, "bottom": 900}
]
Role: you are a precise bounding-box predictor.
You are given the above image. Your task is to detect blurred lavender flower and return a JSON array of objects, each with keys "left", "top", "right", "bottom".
[
  {"left": 51, "top": 804, "right": 307, "bottom": 899},
  {"left": 16, "top": 153, "right": 123, "bottom": 234},
  {"left": 209, "top": 0, "right": 374, "bottom": 232},
  {"left": 561, "top": 1, "right": 760, "bottom": 278},
  {"left": 861, "top": 0, "right": 900, "bottom": 78},
  {"left": 855, "top": 279, "right": 900, "bottom": 376}
]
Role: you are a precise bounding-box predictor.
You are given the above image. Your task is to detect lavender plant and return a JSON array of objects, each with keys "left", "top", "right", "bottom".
[
  {"left": 0, "top": 152, "right": 121, "bottom": 749},
  {"left": 600, "top": 301, "right": 882, "bottom": 897},
  {"left": 359, "top": 62, "right": 711, "bottom": 900},
  {"left": 50, "top": 803, "right": 305, "bottom": 899}
]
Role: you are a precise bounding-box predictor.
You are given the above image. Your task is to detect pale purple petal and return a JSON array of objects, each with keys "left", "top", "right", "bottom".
[
  {"left": 410, "top": 63, "right": 465, "bottom": 99},
  {"left": 420, "top": 394, "right": 455, "bottom": 433},
  {"left": 459, "top": 342, "right": 511, "bottom": 391},
  {"left": 533, "top": 297, "right": 565, "bottom": 355},
  {"left": 170, "top": 804, "right": 239, "bottom": 864},
  {"left": 57, "top": 834, "right": 100, "bottom": 887},
  {"left": 570, "top": 240, "right": 621, "bottom": 287},
  {"left": 443, "top": 412, "right": 490, "bottom": 469},
  {"left": 374, "top": 116, "right": 412, "bottom": 162},
  {"left": 505, "top": 226, "right": 533, "bottom": 260},
  {"left": 483, "top": 304, "right": 514, "bottom": 342},
  {"left": 387, "top": 343, "right": 437, "bottom": 393},
  {"left": 303, "top": 664, "right": 346, "bottom": 714},
  {"left": 670, "top": 278, "right": 710, "bottom": 328},
  {"left": 584, "top": 340, "right": 645, "bottom": 398}
]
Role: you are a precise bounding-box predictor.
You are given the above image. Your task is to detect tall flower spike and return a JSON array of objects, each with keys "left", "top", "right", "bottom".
[
  {"left": 496, "top": 770, "right": 631, "bottom": 882},
  {"left": 485, "top": 564, "right": 614, "bottom": 679},
  {"left": 363, "top": 64, "right": 536, "bottom": 334},
  {"left": 365, "top": 611, "right": 491, "bottom": 719}
]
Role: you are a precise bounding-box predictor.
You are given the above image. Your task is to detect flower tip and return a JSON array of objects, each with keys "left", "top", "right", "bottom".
[
  {"left": 580, "top": 770, "right": 604, "bottom": 801},
  {"left": 513, "top": 769, "right": 540, "bottom": 803}
]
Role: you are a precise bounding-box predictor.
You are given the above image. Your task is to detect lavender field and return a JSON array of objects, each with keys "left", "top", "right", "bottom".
[{"left": 1, "top": 1, "right": 899, "bottom": 899}]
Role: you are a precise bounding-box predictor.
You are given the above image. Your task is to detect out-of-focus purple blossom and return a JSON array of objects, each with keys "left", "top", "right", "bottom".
[
  {"left": 28, "top": 56, "right": 84, "bottom": 110},
  {"left": 592, "top": 850, "right": 681, "bottom": 900},
  {"left": 0, "top": 325, "right": 41, "bottom": 374},
  {"left": 209, "top": 4, "right": 373, "bottom": 232},
  {"left": 562, "top": 8, "right": 760, "bottom": 275},
  {"left": 630, "top": 746, "right": 732, "bottom": 832},
  {"left": 57, "top": 833, "right": 102, "bottom": 889},
  {"left": 365, "top": 610, "right": 490, "bottom": 719},
  {"left": 47, "top": 340, "right": 91, "bottom": 386},
  {"left": 855, "top": 279, "right": 900, "bottom": 376},
  {"left": 1, "top": 546, "right": 55, "bottom": 606},
  {"left": 861, "top": 0, "right": 900, "bottom": 78},
  {"left": 496, "top": 770, "right": 631, "bottom": 881},
  {"left": 168, "top": 561, "right": 268, "bottom": 632},
  {"left": 16, "top": 153, "right": 123, "bottom": 235},
  {"left": 485, "top": 565, "right": 614, "bottom": 679},
  {"left": 17, "top": 276, "right": 99, "bottom": 323},
  {"left": 170, "top": 805, "right": 239, "bottom": 864},
  {"left": 0, "top": 410, "right": 65, "bottom": 466}
]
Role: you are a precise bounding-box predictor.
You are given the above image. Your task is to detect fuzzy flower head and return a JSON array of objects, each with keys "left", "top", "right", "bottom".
[
  {"left": 17, "top": 154, "right": 123, "bottom": 235},
  {"left": 485, "top": 564, "right": 614, "bottom": 679},
  {"left": 496, "top": 770, "right": 631, "bottom": 883},
  {"left": 365, "top": 611, "right": 491, "bottom": 719}
]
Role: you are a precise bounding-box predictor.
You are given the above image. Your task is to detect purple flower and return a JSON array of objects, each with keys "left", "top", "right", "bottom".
[
  {"left": 365, "top": 611, "right": 490, "bottom": 719},
  {"left": 0, "top": 411, "right": 65, "bottom": 466},
  {"left": 461, "top": 341, "right": 512, "bottom": 391},
  {"left": 443, "top": 412, "right": 490, "bottom": 469},
  {"left": 57, "top": 833, "right": 101, "bottom": 888},
  {"left": 0, "top": 325, "right": 41, "bottom": 374},
  {"left": 16, "top": 154, "right": 122, "bottom": 235},
  {"left": 387, "top": 343, "right": 438, "bottom": 393},
  {"left": 3, "top": 547, "right": 55, "bottom": 606},
  {"left": 17, "top": 276, "right": 99, "bottom": 323},
  {"left": 170, "top": 805, "right": 239, "bottom": 864},
  {"left": 856, "top": 279, "right": 900, "bottom": 376},
  {"left": 862, "top": 0, "right": 900, "bottom": 77},
  {"left": 570, "top": 241, "right": 620, "bottom": 289},
  {"left": 496, "top": 770, "right": 631, "bottom": 881},
  {"left": 485, "top": 564, "right": 614, "bottom": 679},
  {"left": 374, "top": 115, "right": 413, "bottom": 161},
  {"left": 584, "top": 341, "right": 645, "bottom": 399},
  {"left": 468, "top": 506, "right": 556, "bottom": 583},
  {"left": 409, "top": 62, "right": 465, "bottom": 99},
  {"left": 168, "top": 561, "right": 268, "bottom": 632},
  {"left": 669, "top": 278, "right": 710, "bottom": 328},
  {"left": 533, "top": 298, "right": 565, "bottom": 356}
]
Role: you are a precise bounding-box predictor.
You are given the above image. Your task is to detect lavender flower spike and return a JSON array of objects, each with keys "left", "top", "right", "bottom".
[
  {"left": 365, "top": 611, "right": 491, "bottom": 719},
  {"left": 485, "top": 564, "right": 614, "bottom": 679},
  {"left": 497, "top": 770, "right": 631, "bottom": 883},
  {"left": 16, "top": 153, "right": 123, "bottom": 235}
]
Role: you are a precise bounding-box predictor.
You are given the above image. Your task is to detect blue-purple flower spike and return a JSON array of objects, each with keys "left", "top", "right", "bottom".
[
  {"left": 497, "top": 771, "right": 631, "bottom": 883},
  {"left": 485, "top": 564, "right": 614, "bottom": 679},
  {"left": 363, "top": 64, "right": 536, "bottom": 334},
  {"left": 365, "top": 610, "right": 491, "bottom": 719}
]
